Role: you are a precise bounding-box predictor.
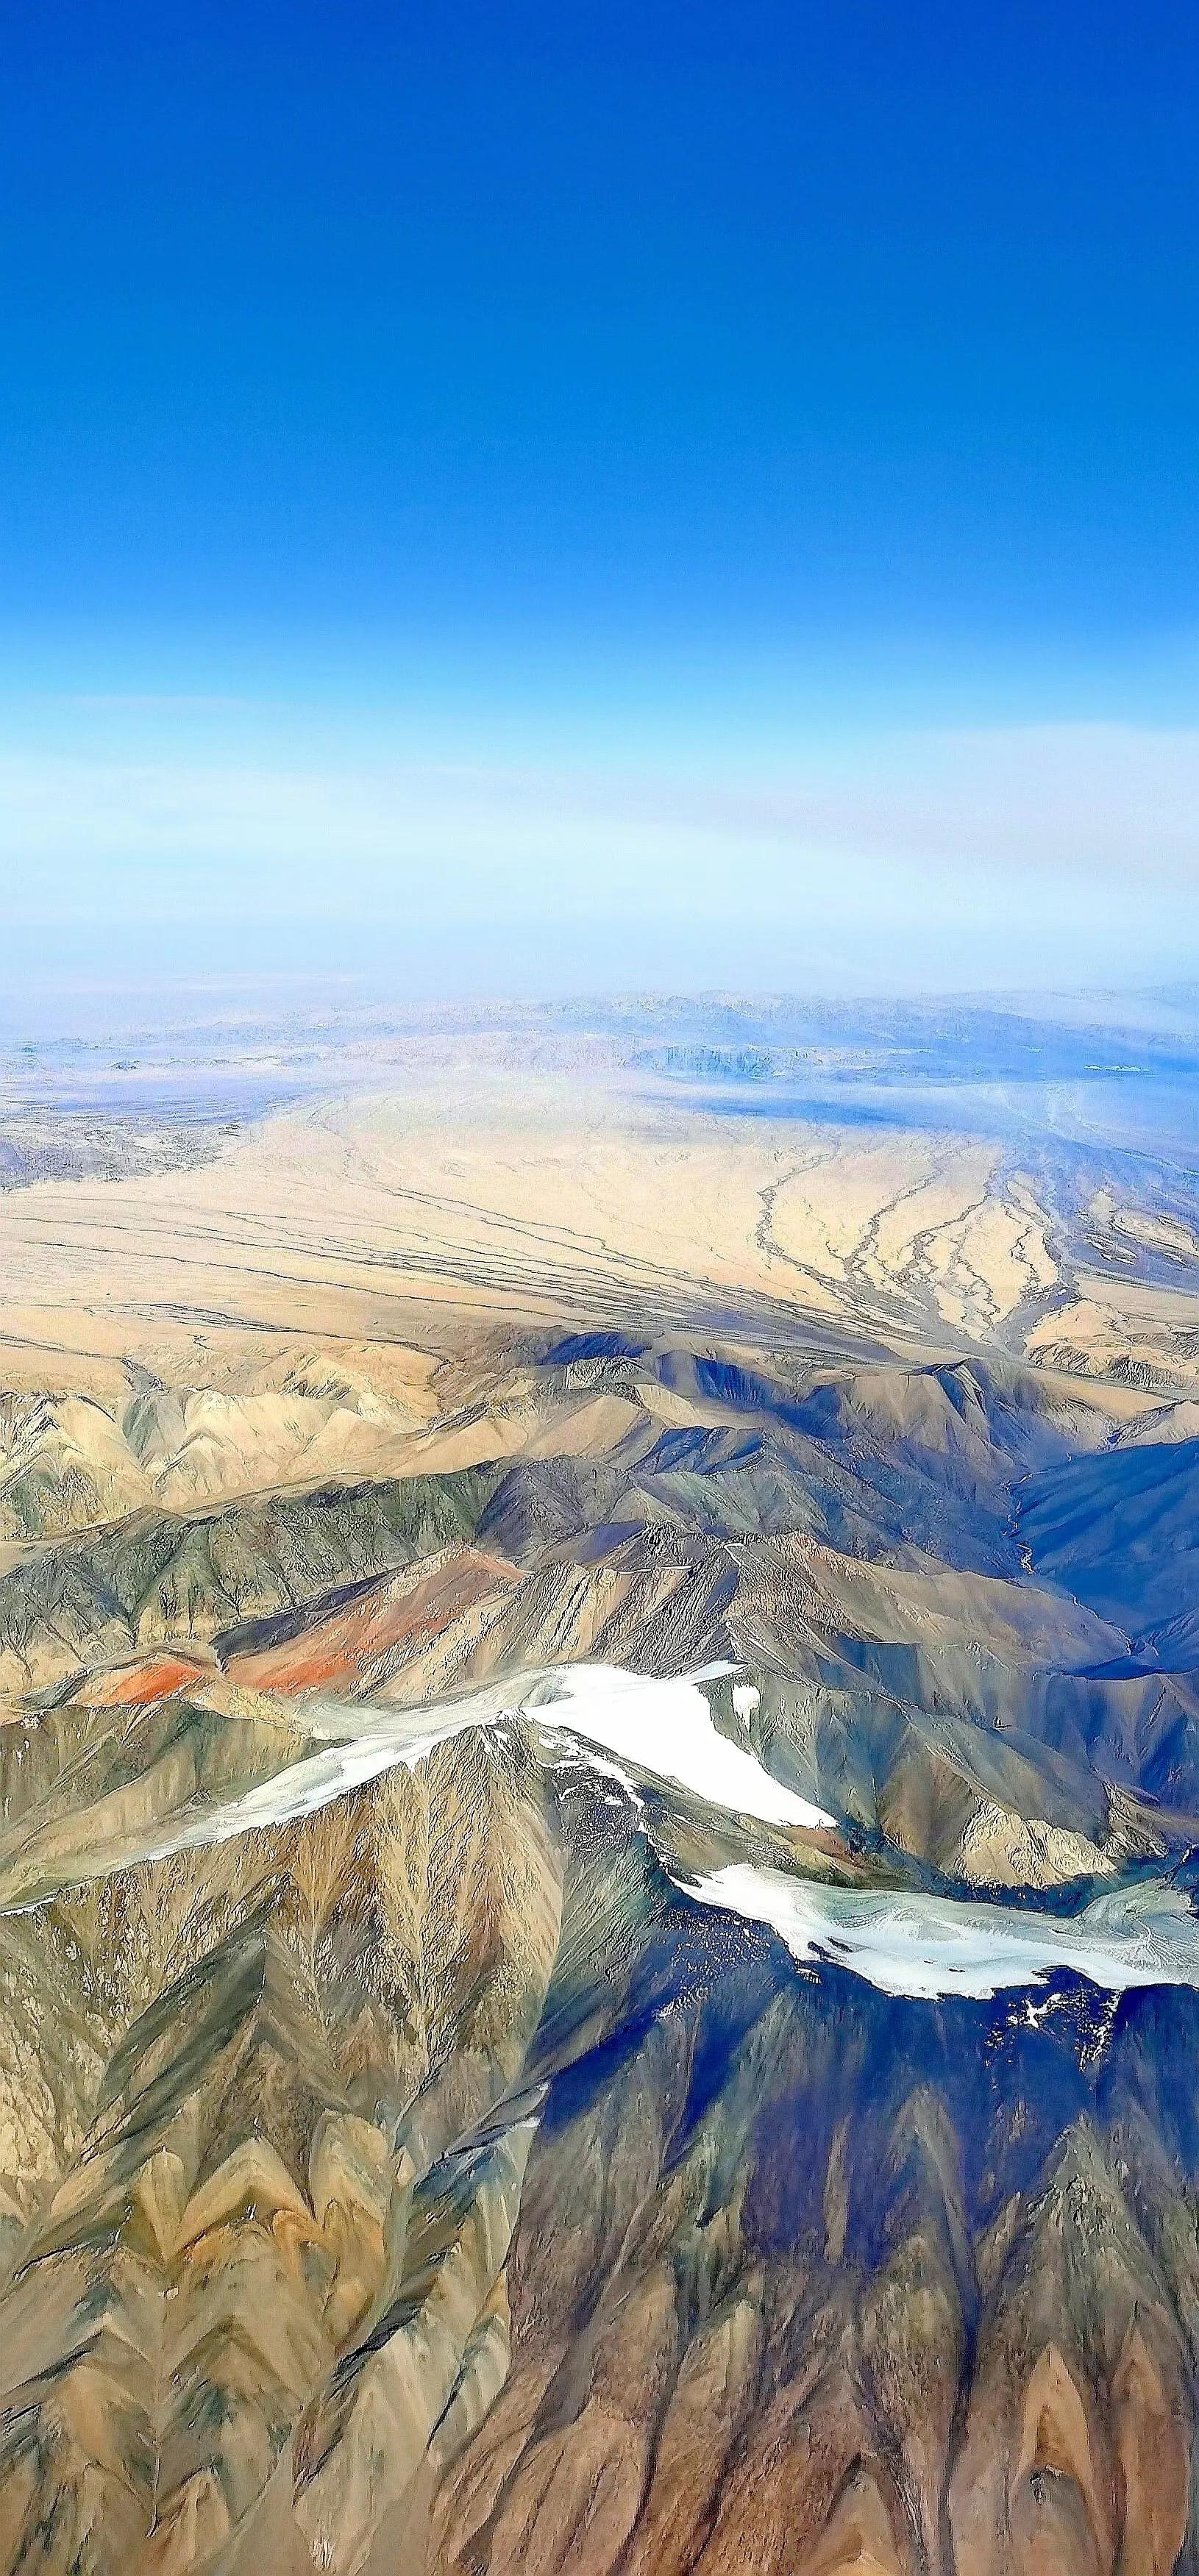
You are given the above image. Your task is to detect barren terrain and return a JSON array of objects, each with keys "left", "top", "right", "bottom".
[{"left": 2, "top": 996, "right": 1199, "bottom": 2572}]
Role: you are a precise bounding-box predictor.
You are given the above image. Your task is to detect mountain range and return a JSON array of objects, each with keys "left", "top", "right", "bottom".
[{"left": 1, "top": 993, "right": 1199, "bottom": 2572}]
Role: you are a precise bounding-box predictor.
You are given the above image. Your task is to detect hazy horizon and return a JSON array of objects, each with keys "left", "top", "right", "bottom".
[{"left": 4, "top": 0, "right": 1197, "bottom": 999}]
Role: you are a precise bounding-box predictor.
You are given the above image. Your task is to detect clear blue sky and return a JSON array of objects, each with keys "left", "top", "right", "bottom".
[{"left": 2, "top": 1, "right": 1198, "bottom": 1002}]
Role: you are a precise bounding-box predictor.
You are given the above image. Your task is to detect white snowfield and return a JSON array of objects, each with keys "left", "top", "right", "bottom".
[
  {"left": 521, "top": 1663, "right": 836, "bottom": 1830},
  {"left": 685, "top": 1862, "right": 1199, "bottom": 2001},
  {"left": 299, "top": 1661, "right": 835, "bottom": 1835}
]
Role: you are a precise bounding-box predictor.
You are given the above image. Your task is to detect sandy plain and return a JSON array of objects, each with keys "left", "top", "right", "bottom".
[{"left": 1, "top": 1063, "right": 1177, "bottom": 1399}]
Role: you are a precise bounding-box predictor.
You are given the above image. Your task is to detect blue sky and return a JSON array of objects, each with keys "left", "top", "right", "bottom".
[{"left": 2, "top": 0, "right": 1198, "bottom": 1003}]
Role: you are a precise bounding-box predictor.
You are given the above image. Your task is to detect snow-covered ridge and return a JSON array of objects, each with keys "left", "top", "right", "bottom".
[
  {"left": 13, "top": 1661, "right": 1199, "bottom": 2007},
  {"left": 4, "top": 1665, "right": 831, "bottom": 1894}
]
